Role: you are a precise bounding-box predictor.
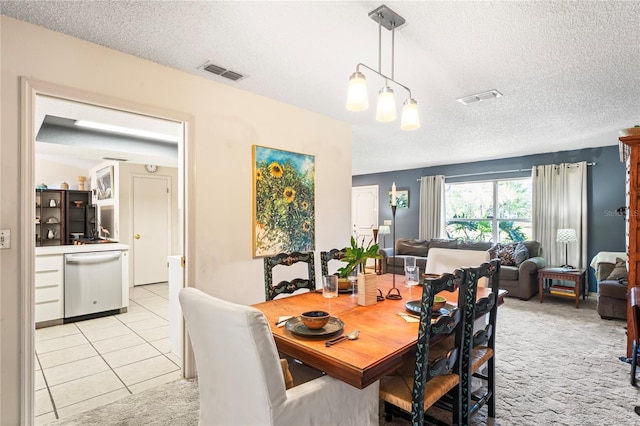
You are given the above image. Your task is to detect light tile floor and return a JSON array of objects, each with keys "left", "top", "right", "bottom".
[{"left": 35, "top": 283, "right": 181, "bottom": 425}]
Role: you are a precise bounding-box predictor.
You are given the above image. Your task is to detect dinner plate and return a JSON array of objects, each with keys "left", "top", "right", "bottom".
[
  {"left": 285, "top": 316, "right": 344, "bottom": 338},
  {"left": 405, "top": 300, "right": 451, "bottom": 317}
]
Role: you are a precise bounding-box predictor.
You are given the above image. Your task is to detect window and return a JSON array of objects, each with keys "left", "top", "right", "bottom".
[{"left": 445, "top": 178, "right": 532, "bottom": 243}]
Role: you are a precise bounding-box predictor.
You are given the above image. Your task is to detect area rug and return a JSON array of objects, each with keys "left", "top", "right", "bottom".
[{"left": 49, "top": 296, "right": 640, "bottom": 425}]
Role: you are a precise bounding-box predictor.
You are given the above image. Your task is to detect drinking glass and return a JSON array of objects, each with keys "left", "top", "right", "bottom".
[
  {"left": 348, "top": 269, "right": 358, "bottom": 299},
  {"left": 322, "top": 275, "right": 339, "bottom": 298},
  {"left": 405, "top": 256, "right": 417, "bottom": 287}
]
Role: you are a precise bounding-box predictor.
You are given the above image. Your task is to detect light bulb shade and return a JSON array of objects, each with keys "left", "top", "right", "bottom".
[
  {"left": 376, "top": 86, "right": 397, "bottom": 122},
  {"left": 346, "top": 71, "right": 369, "bottom": 111},
  {"left": 400, "top": 98, "right": 420, "bottom": 130},
  {"left": 378, "top": 225, "right": 391, "bottom": 235},
  {"left": 556, "top": 228, "right": 577, "bottom": 243}
]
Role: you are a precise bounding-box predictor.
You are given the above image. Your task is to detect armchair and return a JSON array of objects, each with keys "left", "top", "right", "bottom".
[
  {"left": 496, "top": 240, "right": 546, "bottom": 300},
  {"left": 179, "top": 288, "right": 379, "bottom": 425}
]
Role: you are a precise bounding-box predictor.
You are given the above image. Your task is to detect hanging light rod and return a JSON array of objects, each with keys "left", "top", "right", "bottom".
[{"left": 346, "top": 4, "right": 420, "bottom": 131}]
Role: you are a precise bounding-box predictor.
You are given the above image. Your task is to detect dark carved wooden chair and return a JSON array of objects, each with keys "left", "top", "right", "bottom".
[
  {"left": 263, "top": 251, "right": 316, "bottom": 301},
  {"left": 462, "top": 259, "right": 501, "bottom": 421},
  {"left": 379, "top": 268, "right": 474, "bottom": 426},
  {"left": 319, "top": 248, "right": 348, "bottom": 277},
  {"left": 630, "top": 286, "right": 640, "bottom": 386}
]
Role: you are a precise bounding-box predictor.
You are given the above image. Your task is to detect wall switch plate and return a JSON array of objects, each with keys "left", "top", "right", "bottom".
[
  {"left": 0, "top": 229, "right": 10, "bottom": 249},
  {"left": 384, "top": 220, "right": 392, "bottom": 226}
]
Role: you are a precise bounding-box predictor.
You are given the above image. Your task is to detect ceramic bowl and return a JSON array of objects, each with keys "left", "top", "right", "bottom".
[
  {"left": 300, "top": 310, "right": 330, "bottom": 330},
  {"left": 433, "top": 296, "right": 447, "bottom": 312},
  {"left": 338, "top": 278, "right": 351, "bottom": 290}
]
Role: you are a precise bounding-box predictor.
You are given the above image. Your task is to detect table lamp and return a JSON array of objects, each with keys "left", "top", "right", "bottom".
[
  {"left": 378, "top": 225, "right": 391, "bottom": 248},
  {"left": 556, "top": 228, "right": 577, "bottom": 269}
]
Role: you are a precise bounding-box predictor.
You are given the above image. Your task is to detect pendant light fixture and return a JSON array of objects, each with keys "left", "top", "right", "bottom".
[{"left": 346, "top": 4, "right": 420, "bottom": 131}]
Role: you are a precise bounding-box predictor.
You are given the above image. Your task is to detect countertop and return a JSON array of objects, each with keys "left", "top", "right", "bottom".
[{"left": 36, "top": 243, "right": 130, "bottom": 256}]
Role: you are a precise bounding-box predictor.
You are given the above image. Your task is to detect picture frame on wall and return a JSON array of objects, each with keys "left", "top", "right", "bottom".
[
  {"left": 388, "top": 189, "right": 409, "bottom": 208},
  {"left": 252, "top": 145, "right": 315, "bottom": 257},
  {"left": 95, "top": 166, "right": 113, "bottom": 200}
]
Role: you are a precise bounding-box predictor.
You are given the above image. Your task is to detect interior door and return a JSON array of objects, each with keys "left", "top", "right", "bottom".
[
  {"left": 351, "top": 185, "right": 379, "bottom": 267},
  {"left": 132, "top": 175, "right": 170, "bottom": 285}
]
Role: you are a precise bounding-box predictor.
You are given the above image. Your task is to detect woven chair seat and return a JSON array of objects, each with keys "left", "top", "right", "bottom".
[
  {"left": 380, "top": 364, "right": 459, "bottom": 414},
  {"left": 471, "top": 346, "right": 494, "bottom": 373}
]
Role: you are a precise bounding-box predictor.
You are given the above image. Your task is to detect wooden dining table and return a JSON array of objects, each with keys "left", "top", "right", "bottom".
[{"left": 252, "top": 273, "right": 506, "bottom": 389}]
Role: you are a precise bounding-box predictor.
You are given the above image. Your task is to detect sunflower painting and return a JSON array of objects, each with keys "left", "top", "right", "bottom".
[{"left": 252, "top": 145, "right": 315, "bottom": 257}]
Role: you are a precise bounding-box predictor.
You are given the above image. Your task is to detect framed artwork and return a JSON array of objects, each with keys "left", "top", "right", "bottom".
[
  {"left": 95, "top": 166, "right": 114, "bottom": 200},
  {"left": 252, "top": 145, "right": 315, "bottom": 257},
  {"left": 388, "top": 189, "right": 409, "bottom": 208}
]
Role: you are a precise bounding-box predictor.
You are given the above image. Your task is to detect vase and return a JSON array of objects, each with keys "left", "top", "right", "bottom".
[{"left": 357, "top": 272, "right": 378, "bottom": 306}]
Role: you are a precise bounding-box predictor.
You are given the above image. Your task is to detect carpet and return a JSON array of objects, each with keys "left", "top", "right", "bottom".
[{"left": 49, "top": 295, "right": 640, "bottom": 425}]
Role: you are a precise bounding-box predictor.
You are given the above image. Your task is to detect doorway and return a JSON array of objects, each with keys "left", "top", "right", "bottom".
[
  {"left": 351, "top": 185, "right": 379, "bottom": 267},
  {"left": 22, "top": 78, "right": 193, "bottom": 424},
  {"left": 132, "top": 175, "right": 171, "bottom": 286}
]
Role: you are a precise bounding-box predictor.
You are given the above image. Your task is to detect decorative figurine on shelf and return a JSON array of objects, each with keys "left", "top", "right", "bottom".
[
  {"left": 47, "top": 229, "right": 56, "bottom": 240},
  {"left": 60, "top": 182, "right": 69, "bottom": 190},
  {"left": 36, "top": 183, "right": 48, "bottom": 190},
  {"left": 78, "top": 176, "right": 86, "bottom": 191}
]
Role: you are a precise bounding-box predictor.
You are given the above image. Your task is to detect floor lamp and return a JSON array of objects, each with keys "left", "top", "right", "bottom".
[{"left": 557, "top": 228, "right": 577, "bottom": 269}]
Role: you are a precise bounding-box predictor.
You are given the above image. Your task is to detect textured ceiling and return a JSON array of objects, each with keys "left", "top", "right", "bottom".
[{"left": 3, "top": 1, "right": 640, "bottom": 175}]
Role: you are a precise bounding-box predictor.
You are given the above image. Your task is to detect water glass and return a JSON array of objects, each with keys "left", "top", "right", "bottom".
[
  {"left": 348, "top": 269, "right": 358, "bottom": 298},
  {"left": 405, "top": 256, "right": 416, "bottom": 286},
  {"left": 322, "top": 275, "right": 339, "bottom": 299}
]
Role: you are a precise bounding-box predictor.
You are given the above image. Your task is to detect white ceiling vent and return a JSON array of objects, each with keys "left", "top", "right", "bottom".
[
  {"left": 202, "top": 62, "right": 244, "bottom": 81},
  {"left": 457, "top": 90, "right": 503, "bottom": 105}
]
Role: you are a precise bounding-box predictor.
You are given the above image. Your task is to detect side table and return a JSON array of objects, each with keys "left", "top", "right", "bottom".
[{"left": 538, "top": 267, "right": 586, "bottom": 308}]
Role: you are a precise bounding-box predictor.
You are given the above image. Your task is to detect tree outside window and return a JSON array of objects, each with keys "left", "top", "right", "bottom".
[{"left": 445, "top": 179, "right": 531, "bottom": 242}]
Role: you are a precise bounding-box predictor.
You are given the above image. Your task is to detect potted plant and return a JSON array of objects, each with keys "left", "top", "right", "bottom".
[{"left": 338, "top": 236, "right": 382, "bottom": 305}]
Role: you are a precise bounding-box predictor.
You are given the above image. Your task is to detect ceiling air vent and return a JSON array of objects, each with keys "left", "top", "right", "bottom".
[
  {"left": 457, "top": 89, "right": 503, "bottom": 105},
  {"left": 202, "top": 62, "right": 244, "bottom": 82}
]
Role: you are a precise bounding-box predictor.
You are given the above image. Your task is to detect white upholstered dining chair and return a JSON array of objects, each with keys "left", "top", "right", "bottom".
[{"left": 179, "top": 287, "right": 379, "bottom": 425}]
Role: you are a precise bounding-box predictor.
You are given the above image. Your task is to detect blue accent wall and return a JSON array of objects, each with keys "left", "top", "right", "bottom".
[{"left": 352, "top": 146, "right": 625, "bottom": 292}]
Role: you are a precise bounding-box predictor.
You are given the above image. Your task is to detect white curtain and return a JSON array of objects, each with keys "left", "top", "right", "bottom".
[
  {"left": 419, "top": 175, "right": 445, "bottom": 240},
  {"left": 532, "top": 162, "right": 587, "bottom": 269}
]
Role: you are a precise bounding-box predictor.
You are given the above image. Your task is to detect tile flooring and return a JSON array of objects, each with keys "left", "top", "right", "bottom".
[{"left": 35, "top": 283, "right": 181, "bottom": 425}]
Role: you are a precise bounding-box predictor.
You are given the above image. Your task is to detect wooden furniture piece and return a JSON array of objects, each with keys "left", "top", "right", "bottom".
[
  {"left": 379, "top": 269, "right": 468, "bottom": 426},
  {"left": 252, "top": 273, "right": 507, "bottom": 389},
  {"left": 36, "top": 189, "right": 65, "bottom": 246},
  {"left": 319, "top": 248, "right": 347, "bottom": 277},
  {"left": 630, "top": 287, "right": 640, "bottom": 386},
  {"left": 466, "top": 260, "right": 501, "bottom": 420},
  {"left": 620, "top": 133, "right": 640, "bottom": 357},
  {"left": 179, "top": 287, "right": 379, "bottom": 426},
  {"left": 263, "top": 251, "right": 316, "bottom": 301},
  {"left": 65, "top": 190, "right": 95, "bottom": 244},
  {"left": 538, "top": 267, "right": 586, "bottom": 308}
]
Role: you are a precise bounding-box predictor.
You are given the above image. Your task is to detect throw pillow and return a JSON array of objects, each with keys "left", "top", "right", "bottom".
[
  {"left": 606, "top": 257, "right": 628, "bottom": 280},
  {"left": 514, "top": 242, "right": 530, "bottom": 266},
  {"left": 497, "top": 245, "right": 516, "bottom": 266}
]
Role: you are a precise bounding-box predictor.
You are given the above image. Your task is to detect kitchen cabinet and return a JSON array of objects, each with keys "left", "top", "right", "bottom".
[
  {"left": 35, "top": 254, "right": 64, "bottom": 326},
  {"left": 36, "top": 189, "right": 95, "bottom": 246},
  {"left": 65, "top": 190, "right": 96, "bottom": 244},
  {"left": 36, "top": 189, "right": 65, "bottom": 246}
]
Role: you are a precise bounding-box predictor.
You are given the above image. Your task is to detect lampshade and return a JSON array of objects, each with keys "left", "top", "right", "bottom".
[
  {"left": 346, "top": 71, "right": 369, "bottom": 111},
  {"left": 400, "top": 98, "right": 420, "bottom": 130},
  {"left": 556, "top": 228, "right": 577, "bottom": 243},
  {"left": 378, "top": 225, "right": 391, "bottom": 235},
  {"left": 376, "top": 86, "right": 397, "bottom": 122}
]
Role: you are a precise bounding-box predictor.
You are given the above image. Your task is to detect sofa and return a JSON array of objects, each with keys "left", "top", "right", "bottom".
[
  {"left": 378, "top": 238, "right": 546, "bottom": 300},
  {"left": 594, "top": 253, "right": 628, "bottom": 320}
]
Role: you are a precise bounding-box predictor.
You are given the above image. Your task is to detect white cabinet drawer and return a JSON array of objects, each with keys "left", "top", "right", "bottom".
[
  {"left": 35, "top": 255, "right": 63, "bottom": 272},
  {"left": 34, "top": 254, "right": 64, "bottom": 323},
  {"left": 35, "top": 301, "right": 64, "bottom": 324}
]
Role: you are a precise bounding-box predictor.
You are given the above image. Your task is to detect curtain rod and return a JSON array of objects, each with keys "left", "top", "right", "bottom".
[{"left": 415, "top": 162, "right": 596, "bottom": 181}]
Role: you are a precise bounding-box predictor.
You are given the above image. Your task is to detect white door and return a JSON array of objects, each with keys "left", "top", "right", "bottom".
[
  {"left": 132, "top": 175, "right": 170, "bottom": 285},
  {"left": 351, "top": 185, "right": 379, "bottom": 251}
]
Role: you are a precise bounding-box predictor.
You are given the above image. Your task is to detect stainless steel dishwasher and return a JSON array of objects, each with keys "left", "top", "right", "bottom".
[{"left": 64, "top": 250, "right": 123, "bottom": 318}]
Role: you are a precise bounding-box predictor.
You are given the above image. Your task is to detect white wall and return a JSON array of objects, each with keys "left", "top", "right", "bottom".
[
  {"left": 35, "top": 157, "right": 91, "bottom": 191},
  {"left": 0, "top": 16, "right": 352, "bottom": 423}
]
